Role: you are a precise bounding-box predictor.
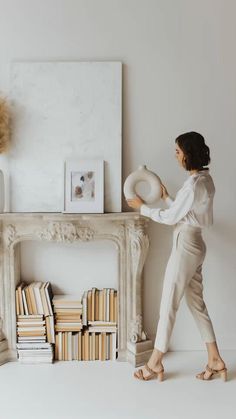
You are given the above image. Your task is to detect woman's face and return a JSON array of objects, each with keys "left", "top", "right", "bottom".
[{"left": 175, "top": 143, "right": 185, "bottom": 168}]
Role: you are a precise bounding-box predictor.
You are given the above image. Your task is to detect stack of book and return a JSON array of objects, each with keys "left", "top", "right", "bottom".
[
  {"left": 15, "top": 281, "right": 55, "bottom": 344},
  {"left": 54, "top": 330, "right": 116, "bottom": 361},
  {"left": 83, "top": 330, "right": 116, "bottom": 361},
  {"left": 53, "top": 295, "right": 83, "bottom": 362},
  {"left": 82, "top": 287, "right": 117, "bottom": 324},
  {"left": 53, "top": 295, "right": 83, "bottom": 332},
  {"left": 15, "top": 284, "right": 118, "bottom": 363},
  {"left": 16, "top": 314, "right": 53, "bottom": 363},
  {"left": 55, "top": 331, "right": 82, "bottom": 361},
  {"left": 15, "top": 282, "right": 55, "bottom": 363},
  {"left": 81, "top": 287, "right": 118, "bottom": 360}
]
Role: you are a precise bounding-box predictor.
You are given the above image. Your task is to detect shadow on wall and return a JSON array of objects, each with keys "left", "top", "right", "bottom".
[{"left": 211, "top": 221, "right": 236, "bottom": 250}]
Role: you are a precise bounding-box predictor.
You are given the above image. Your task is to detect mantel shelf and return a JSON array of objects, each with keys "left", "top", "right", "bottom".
[{"left": 0, "top": 211, "right": 145, "bottom": 221}]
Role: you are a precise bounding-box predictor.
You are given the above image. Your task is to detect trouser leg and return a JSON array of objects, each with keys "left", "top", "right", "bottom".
[
  {"left": 154, "top": 228, "right": 205, "bottom": 353},
  {"left": 184, "top": 264, "right": 216, "bottom": 343}
]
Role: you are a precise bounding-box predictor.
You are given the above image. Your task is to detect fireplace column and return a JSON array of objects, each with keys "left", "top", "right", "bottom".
[{"left": 125, "top": 218, "right": 154, "bottom": 366}]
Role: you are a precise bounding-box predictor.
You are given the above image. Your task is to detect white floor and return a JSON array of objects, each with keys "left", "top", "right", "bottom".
[{"left": 0, "top": 351, "right": 235, "bottom": 419}]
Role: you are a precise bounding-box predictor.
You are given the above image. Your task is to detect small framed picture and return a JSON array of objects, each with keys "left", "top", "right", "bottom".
[{"left": 64, "top": 159, "right": 104, "bottom": 213}]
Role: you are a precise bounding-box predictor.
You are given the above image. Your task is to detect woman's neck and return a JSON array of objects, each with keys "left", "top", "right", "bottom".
[
  {"left": 189, "top": 167, "right": 208, "bottom": 176},
  {"left": 189, "top": 169, "right": 198, "bottom": 176}
]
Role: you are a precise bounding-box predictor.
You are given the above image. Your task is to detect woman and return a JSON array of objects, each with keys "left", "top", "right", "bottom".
[{"left": 127, "top": 131, "right": 227, "bottom": 382}]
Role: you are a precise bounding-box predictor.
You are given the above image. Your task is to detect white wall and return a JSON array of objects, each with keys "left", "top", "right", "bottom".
[
  {"left": 0, "top": 0, "right": 235, "bottom": 350},
  {"left": 20, "top": 240, "right": 118, "bottom": 295}
]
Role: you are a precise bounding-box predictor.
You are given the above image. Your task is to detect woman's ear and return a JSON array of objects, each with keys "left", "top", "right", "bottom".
[{"left": 182, "top": 156, "right": 187, "bottom": 168}]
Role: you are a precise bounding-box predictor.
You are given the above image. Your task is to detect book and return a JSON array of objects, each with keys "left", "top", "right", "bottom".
[
  {"left": 88, "top": 321, "right": 116, "bottom": 326},
  {"left": 40, "top": 282, "right": 50, "bottom": 316},
  {"left": 16, "top": 342, "right": 51, "bottom": 349},
  {"left": 53, "top": 295, "right": 82, "bottom": 308},
  {"left": 25, "top": 286, "right": 33, "bottom": 315},
  {"left": 15, "top": 289, "right": 20, "bottom": 316},
  {"left": 22, "top": 288, "right": 29, "bottom": 315},
  {"left": 45, "top": 282, "right": 53, "bottom": 316},
  {"left": 95, "top": 289, "right": 99, "bottom": 320},
  {"left": 17, "top": 315, "right": 44, "bottom": 319},
  {"left": 114, "top": 291, "right": 117, "bottom": 323},
  {"left": 18, "top": 283, "right": 25, "bottom": 315},
  {"left": 109, "top": 289, "right": 114, "bottom": 322},
  {"left": 82, "top": 291, "right": 87, "bottom": 326},
  {"left": 88, "top": 326, "right": 117, "bottom": 333},
  {"left": 45, "top": 316, "right": 55, "bottom": 344},
  {"left": 78, "top": 331, "right": 82, "bottom": 361},
  {"left": 17, "top": 321, "right": 45, "bottom": 326},
  {"left": 91, "top": 288, "right": 97, "bottom": 322},
  {"left": 17, "top": 327, "right": 46, "bottom": 332},
  {"left": 33, "top": 282, "right": 44, "bottom": 314},
  {"left": 87, "top": 290, "right": 92, "bottom": 322},
  {"left": 28, "top": 283, "right": 38, "bottom": 315}
]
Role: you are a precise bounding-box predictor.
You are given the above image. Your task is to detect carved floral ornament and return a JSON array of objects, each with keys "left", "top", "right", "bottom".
[
  {"left": 38, "top": 222, "right": 95, "bottom": 243},
  {"left": 5, "top": 224, "right": 18, "bottom": 247},
  {"left": 128, "top": 225, "right": 149, "bottom": 262},
  {"left": 4, "top": 222, "right": 96, "bottom": 247},
  {"left": 129, "top": 314, "right": 148, "bottom": 343},
  {"left": 4, "top": 220, "right": 143, "bottom": 247}
]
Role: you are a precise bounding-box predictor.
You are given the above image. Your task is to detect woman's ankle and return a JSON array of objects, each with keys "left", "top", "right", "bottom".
[
  {"left": 208, "top": 357, "right": 225, "bottom": 367},
  {"left": 148, "top": 350, "right": 163, "bottom": 366}
]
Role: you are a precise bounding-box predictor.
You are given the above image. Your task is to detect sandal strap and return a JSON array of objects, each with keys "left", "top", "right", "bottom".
[
  {"left": 206, "top": 364, "right": 227, "bottom": 374},
  {"left": 144, "top": 363, "right": 164, "bottom": 375},
  {"left": 206, "top": 365, "right": 214, "bottom": 373},
  {"left": 144, "top": 363, "right": 155, "bottom": 375},
  {"left": 138, "top": 368, "right": 144, "bottom": 379}
]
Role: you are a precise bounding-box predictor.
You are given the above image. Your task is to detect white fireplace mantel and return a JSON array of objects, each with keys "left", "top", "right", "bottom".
[{"left": 0, "top": 212, "right": 153, "bottom": 366}]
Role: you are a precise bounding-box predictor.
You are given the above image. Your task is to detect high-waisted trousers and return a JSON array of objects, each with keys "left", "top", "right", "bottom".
[{"left": 154, "top": 222, "right": 216, "bottom": 353}]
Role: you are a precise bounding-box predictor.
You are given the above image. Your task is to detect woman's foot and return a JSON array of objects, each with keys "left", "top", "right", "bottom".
[
  {"left": 196, "top": 358, "right": 226, "bottom": 380},
  {"left": 134, "top": 360, "right": 164, "bottom": 380},
  {"left": 134, "top": 348, "right": 164, "bottom": 380}
]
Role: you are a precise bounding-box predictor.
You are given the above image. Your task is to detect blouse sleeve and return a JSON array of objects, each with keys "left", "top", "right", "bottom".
[
  {"left": 165, "top": 195, "right": 174, "bottom": 208},
  {"left": 140, "top": 186, "right": 194, "bottom": 225}
]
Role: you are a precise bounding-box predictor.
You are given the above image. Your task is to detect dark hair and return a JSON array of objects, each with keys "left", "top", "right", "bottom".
[{"left": 175, "top": 131, "right": 211, "bottom": 171}]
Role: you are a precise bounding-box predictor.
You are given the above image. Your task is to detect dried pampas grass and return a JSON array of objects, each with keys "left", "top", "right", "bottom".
[{"left": 0, "top": 97, "right": 10, "bottom": 153}]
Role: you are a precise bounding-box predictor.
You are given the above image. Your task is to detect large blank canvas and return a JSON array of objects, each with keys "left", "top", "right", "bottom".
[{"left": 9, "top": 61, "right": 122, "bottom": 212}]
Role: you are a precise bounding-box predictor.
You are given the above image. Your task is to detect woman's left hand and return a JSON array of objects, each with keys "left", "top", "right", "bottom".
[{"left": 126, "top": 195, "right": 145, "bottom": 209}]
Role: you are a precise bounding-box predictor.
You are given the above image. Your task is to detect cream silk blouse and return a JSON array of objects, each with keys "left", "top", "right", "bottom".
[{"left": 140, "top": 169, "right": 215, "bottom": 227}]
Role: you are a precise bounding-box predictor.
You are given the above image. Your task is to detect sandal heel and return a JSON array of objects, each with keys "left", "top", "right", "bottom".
[
  {"left": 158, "top": 371, "right": 164, "bottom": 382},
  {"left": 220, "top": 369, "right": 227, "bottom": 382},
  {"left": 196, "top": 364, "right": 228, "bottom": 381}
]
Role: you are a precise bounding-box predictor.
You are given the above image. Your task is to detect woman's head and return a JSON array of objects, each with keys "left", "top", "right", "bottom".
[{"left": 175, "top": 131, "right": 211, "bottom": 171}]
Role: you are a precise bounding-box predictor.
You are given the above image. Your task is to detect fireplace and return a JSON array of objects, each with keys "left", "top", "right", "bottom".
[{"left": 0, "top": 212, "right": 153, "bottom": 366}]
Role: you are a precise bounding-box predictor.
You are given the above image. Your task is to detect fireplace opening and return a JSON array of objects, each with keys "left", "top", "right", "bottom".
[{"left": 14, "top": 240, "right": 119, "bottom": 363}]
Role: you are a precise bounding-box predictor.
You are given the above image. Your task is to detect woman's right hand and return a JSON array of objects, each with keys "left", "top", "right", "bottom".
[{"left": 160, "top": 183, "right": 169, "bottom": 200}]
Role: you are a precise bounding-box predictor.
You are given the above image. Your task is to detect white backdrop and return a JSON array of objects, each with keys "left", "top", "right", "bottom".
[{"left": 0, "top": 0, "right": 235, "bottom": 350}]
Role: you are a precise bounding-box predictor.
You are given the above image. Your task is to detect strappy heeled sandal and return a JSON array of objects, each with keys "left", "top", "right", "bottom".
[
  {"left": 134, "top": 363, "right": 164, "bottom": 382},
  {"left": 196, "top": 364, "right": 228, "bottom": 381}
]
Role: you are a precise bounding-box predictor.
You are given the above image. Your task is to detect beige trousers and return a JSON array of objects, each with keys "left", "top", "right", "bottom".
[{"left": 154, "top": 222, "right": 216, "bottom": 353}]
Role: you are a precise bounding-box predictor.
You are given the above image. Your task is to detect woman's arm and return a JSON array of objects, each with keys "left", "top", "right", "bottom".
[
  {"left": 160, "top": 183, "right": 174, "bottom": 207},
  {"left": 140, "top": 186, "right": 194, "bottom": 225}
]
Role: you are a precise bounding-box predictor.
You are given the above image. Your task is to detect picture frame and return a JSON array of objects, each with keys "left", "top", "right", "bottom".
[{"left": 64, "top": 159, "right": 104, "bottom": 213}]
